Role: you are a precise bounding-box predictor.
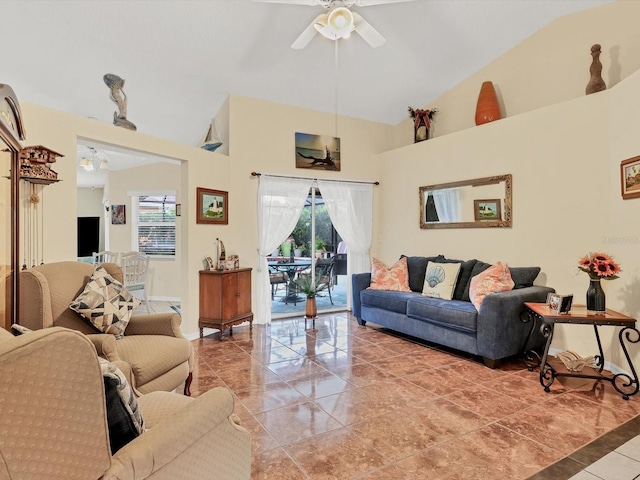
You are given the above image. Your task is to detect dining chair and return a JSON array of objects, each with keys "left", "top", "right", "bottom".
[{"left": 120, "top": 252, "right": 150, "bottom": 313}]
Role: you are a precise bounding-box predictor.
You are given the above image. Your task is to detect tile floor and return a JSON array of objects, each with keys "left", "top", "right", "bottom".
[{"left": 172, "top": 305, "right": 640, "bottom": 479}]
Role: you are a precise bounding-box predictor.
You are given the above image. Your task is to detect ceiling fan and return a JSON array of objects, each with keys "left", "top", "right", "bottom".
[{"left": 253, "top": 0, "right": 416, "bottom": 49}]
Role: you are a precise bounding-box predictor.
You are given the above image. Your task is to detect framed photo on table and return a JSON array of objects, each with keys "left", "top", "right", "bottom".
[
  {"left": 196, "top": 188, "right": 228, "bottom": 225},
  {"left": 621, "top": 156, "right": 640, "bottom": 200}
]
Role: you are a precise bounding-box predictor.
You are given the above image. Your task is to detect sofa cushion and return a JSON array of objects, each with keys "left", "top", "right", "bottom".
[
  {"left": 368, "top": 257, "right": 411, "bottom": 292},
  {"left": 436, "top": 257, "right": 478, "bottom": 301},
  {"left": 407, "top": 297, "right": 478, "bottom": 333},
  {"left": 463, "top": 262, "right": 540, "bottom": 300},
  {"left": 422, "top": 262, "right": 461, "bottom": 301},
  {"left": 361, "top": 289, "right": 418, "bottom": 315},
  {"left": 69, "top": 265, "right": 140, "bottom": 337},
  {"left": 463, "top": 261, "right": 492, "bottom": 301},
  {"left": 400, "top": 255, "right": 444, "bottom": 292},
  {"left": 99, "top": 357, "right": 145, "bottom": 453},
  {"left": 469, "top": 262, "right": 515, "bottom": 310},
  {"left": 509, "top": 266, "right": 541, "bottom": 289}
]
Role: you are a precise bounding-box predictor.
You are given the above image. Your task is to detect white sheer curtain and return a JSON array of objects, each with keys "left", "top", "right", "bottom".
[
  {"left": 316, "top": 180, "right": 373, "bottom": 274},
  {"left": 432, "top": 188, "right": 461, "bottom": 222},
  {"left": 256, "top": 176, "right": 314, "bottom": 325}
]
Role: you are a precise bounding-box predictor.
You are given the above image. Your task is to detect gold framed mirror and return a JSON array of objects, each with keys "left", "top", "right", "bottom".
[{"left": 419, "top": 174, "right": 512, "bottom": 229}]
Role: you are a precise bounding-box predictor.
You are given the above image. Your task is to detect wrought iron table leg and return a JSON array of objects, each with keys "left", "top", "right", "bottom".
[
  {"left": 592, "top": 325, "right": 605, "bottom": 373},
  {"left": 521, "top": 309, "right": 541, "bottom": 370},
  {"left": 613, "top": 326, "right": 640, "bottom": 400},
  {"left": 539, "top": 323, "right": 556, "bottom": 392}
]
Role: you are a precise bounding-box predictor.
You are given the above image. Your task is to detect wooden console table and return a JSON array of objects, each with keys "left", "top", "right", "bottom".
[
  {"left": 199, "top": 268, "right": 253, "bottom": 338},
  {"left": 524, "top": 302, "right": 639, "bottom": 400}
]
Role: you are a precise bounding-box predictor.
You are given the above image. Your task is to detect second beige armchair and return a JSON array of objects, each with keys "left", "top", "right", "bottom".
[{"left": 19, "top": 261, "right": 193, "bottom": 395}]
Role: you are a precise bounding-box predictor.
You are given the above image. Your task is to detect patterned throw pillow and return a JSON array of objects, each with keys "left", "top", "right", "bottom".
[
  {"left": 368, "top": 257, "right": 411, "bottom": 292},
  {"left": 98, "top": 357, "right": 145, "bottom": 453},
  {"left": 469, "top": 262, "right": 515, "bottom": 310},
  {"left": 70, "top": 265, "right": 140, "bottom": 337},
  {"left": 421, "top": 262, "right": 461, "bottom": 300}
]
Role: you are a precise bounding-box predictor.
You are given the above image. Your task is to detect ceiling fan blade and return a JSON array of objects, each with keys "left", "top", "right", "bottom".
[
  {"left": 291, "top": 15, "right": 324, "bottom": 49},
  {"left": 352, "top": 12, "right": 386, "bottom": 48},
  {"left": 352, "top": 0, "right": 416, "bottom": 5},
  {"left": 252, "top": 0, "right": 321, "bottom": 5}
]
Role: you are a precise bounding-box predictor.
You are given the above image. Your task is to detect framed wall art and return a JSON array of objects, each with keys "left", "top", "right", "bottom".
[
  {"left": 196, "top": 187, "right": 228, "bottom": 224},
  {"left": 111, "top": 205, "right": 126, "bottom": 225},
  {"left": 295, "top": 132, "right": 340, "bottom": 171},
  {"left": 473, "top": 199, "right": 501, "bottom": 221},
  {"left": 621, "top": 155, "right": 640, "bottom": 200}
]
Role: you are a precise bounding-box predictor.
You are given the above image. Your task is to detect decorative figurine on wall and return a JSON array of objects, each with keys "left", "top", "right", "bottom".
[
  {"left": 103, "top": 73, "right": 137, "bottom": 130},
  {"left": 408, "top": 107, "right": 438, "bottom": 143}
]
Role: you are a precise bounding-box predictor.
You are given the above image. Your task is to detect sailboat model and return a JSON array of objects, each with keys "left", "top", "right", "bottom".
[{"left": 199, "top": 119, "right": 223, "bottom": 152}]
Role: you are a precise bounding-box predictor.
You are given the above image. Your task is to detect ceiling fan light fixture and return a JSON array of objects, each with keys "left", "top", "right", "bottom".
[{"left": 328, "top": 7, "right": 354, "bottom": 38}]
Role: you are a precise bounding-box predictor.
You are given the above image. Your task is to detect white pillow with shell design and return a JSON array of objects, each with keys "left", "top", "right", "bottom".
[
  {"left": 70, "top": 265, "right": 140, "bottom": 337},
  {"left": 421, "top": 261, "right": 461, "bottom": 300}
]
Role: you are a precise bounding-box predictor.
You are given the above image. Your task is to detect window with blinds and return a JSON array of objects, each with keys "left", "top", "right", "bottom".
[{"left": 135, "top": 195, "right": 176, "bottom": 257}]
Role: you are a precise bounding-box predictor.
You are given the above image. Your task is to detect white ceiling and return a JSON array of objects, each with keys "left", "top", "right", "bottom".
[{"left": 4, "top": 0, "right": 611, "bottom": 151}]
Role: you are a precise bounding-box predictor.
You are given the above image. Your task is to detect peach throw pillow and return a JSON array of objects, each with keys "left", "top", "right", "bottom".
[
  {"left": 368, "top": 257, "right": 411, "bottom": 292},
  {"left": 469, "top": 262, "right": 515, "bottom": 310}
]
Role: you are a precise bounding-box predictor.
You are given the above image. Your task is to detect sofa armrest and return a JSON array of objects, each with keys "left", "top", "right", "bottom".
[
  {"left": 0, "top": 327, "right": 111, "bottom": 477},
  {"left": 351, "top": 273, "right": 372, "bottom": 321},
  {"left": 476, "top": 285, "right": 555, "bottom": 361},
  {"left": 105, "top": 387, "right": 251, "bottom": 480},
  {"left": 86, "top": 333, "right": 122, "bottom": 361},
  {"left": 125, "top": 313, "right": 185, "bottom": 338}
]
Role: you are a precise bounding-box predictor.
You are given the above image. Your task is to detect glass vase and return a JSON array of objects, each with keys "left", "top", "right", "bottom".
[{"left": 586, "top": 278, "right": 606, "bottom": 314}]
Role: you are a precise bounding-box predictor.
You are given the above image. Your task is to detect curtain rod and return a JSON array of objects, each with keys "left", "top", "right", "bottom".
[{"left": 250, "top": 172, "right": 379, "bottom": 186}]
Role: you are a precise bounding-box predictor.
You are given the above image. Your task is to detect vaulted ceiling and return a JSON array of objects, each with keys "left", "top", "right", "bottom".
[{"left": 4, "top": 0, "right": 611, "bottom": 148}]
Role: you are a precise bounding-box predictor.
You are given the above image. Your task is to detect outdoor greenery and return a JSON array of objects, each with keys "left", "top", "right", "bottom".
[{"left": 290, "top": 205, "right": 333, "bottom": 254}]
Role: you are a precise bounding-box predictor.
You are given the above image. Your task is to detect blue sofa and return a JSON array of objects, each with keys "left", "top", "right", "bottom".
[{"left": 351, "top": 255, "right": 555, "bottom": 367}]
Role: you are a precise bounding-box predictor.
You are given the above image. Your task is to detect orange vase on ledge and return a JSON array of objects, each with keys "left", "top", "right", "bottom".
[{"left": 475, "top": 81, "right": 502, "bottom": 125}]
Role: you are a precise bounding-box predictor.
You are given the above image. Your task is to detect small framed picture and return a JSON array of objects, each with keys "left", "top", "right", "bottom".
[
  {"left": 473, "top": 199, "right": 501, "bottom": 221},
  {"left": 111, "top": 205, "right": 126, "bottom": 225},
  {"left": 196, "top": 187, "right": 228, "bottom": 225},
  {"left": 620, "top": 155, "right": 640, "bottom": 200},
  {"left": 547, "top": 293, "right": 573, "bottom": 314}
]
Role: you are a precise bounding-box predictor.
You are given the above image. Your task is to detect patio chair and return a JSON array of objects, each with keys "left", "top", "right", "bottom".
[{"left": 269, "top": 267, "right": 289, "bottom": 300}]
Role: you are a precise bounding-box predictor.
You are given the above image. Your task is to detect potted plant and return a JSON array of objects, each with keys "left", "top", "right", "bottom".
[
  {"left": 293, "top": 244, "right": 305, "bottom": 258},
  {"left": 291, "top": 274, "right": 325, "bottom": 321},
  {"left": 314, "top": 238, "right": 327, "bottom": 258}
]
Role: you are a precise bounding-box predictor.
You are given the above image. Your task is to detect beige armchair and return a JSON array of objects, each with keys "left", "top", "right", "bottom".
[
  {"left": 18, "top": 261, "right": 193, "bottom": 395},
  {"left": 0, "top": 327, "right": 251, "bottom": 480}
]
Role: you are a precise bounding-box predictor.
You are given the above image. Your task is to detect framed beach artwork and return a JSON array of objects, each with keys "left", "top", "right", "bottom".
[
  {"left": 295, "top": 132, "right": 341, "bottom": 171},
  {"left": 197, "top": 187, "right": 228, "bottom": 224},
  {"left": 621, "top": 155, "right": 640, "bottom": 200},
  {"left": 473, "top": 199, "right": 501, "bottom": 221},
  {"left": 111, "top": 205, "right": 126, "bottom": 225}
]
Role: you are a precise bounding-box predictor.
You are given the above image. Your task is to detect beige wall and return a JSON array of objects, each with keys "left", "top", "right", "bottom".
[
  {"left": 375, "top": 69, "right": 640, "bottom": 371},
  {"left": 17, "top": 1, "right": 640, "bottom": 373},
  {"left": 20, "top": 95, "right": 390, "bottom": 336},
  {"left": 393, "top": 0, "right": 640, "bottom": 149},
  {"left": 108, "top": 162, "right": 182, "bottom": 300}
]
